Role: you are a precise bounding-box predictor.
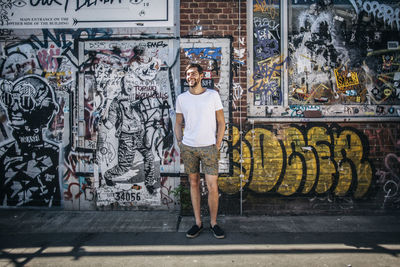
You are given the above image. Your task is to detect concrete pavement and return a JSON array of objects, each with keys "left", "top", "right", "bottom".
[{"left": 0, "top": 210, "right": 399, "bottom": 266}]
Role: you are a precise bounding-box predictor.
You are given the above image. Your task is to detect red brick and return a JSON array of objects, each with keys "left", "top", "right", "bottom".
[
  {"left": 228, "top": 25, "right": 238, "bottom": 31},
  {"left": 181, "top": 19, "right": 192, "bottom": 25},
  {"left": 199, "top": 14, "right": 209, "bottom": 19},
  {"left": 200, "top": 20, "right": 213, "bottom": 25},
  {"left": 190, "top": 14, "right": 199, "bottom": 20},
  {"left": 217, "top": 2, "right": 229, "bottom": 8},
  {"left": 209, "top": 13, "right": 218, "bottom": 19},
  {"left": 180, "top": 8, "right": 193, "bottom": 14},
  {"left": 228, "top": 13, "right": 238, "bottom": 19}
]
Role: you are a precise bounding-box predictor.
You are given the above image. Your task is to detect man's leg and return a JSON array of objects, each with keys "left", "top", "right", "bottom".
[
  {"left": 189, "top": 173, "right": 202, "bottom": 227},
  {"left": 205, "top": 174, "right": 219, "bottom": 227}
]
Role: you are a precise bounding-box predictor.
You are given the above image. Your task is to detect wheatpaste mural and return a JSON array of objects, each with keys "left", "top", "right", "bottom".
[
  {"left": 0, "top": 75, "right": 61, "bottom": 206},
  {"left": 80, "top": 39, "right": 178, "bottom": 207}
]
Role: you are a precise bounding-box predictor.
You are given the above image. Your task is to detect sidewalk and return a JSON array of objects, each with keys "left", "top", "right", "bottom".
[
  {"left": 0, "top": 210, "right": 399, "bottom": 267},
  {"left": 1, "top": 209, "right": 399, "bottom": 234}
]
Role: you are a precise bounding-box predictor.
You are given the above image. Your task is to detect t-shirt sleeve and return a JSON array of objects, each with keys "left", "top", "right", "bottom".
[
  {"left": 176, "top": 96, "right": 182, "bottom": 114},
  {"left": 214, "top": 92, "right": 223, "bottom": 111}
]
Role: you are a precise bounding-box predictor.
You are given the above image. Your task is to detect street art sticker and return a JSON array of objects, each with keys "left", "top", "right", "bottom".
[
  {"left": 0, "top": 75, "right": 61, "bottom": 207},
  {"left": 219, "top": 123, "right": 374, "bottom": 199},
  {"left": 81, "top": 39, "right": 177, "bottom": 207}
]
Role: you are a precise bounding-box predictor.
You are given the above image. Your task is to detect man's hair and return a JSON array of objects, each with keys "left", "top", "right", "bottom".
[{"left": 185, "top": 63, "right": 203, "bottom": 75}]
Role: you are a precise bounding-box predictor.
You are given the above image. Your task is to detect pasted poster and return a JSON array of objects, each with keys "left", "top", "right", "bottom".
[
  {"left": 0, "top": 75, "right": 61, "bottom": 206},
  {"left": 81, "top": 39, "right": 177, "bottom": 207},
  {"left": 1, "top": 0, "right": 173, "bottom": 28}
]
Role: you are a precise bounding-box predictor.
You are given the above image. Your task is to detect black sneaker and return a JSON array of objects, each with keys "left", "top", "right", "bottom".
[
  {"left": 186, "top": 224, "right": 203, "bottom": 238},
  {"left": 210, "top": 224, "right": 225, "bottom": 239}
]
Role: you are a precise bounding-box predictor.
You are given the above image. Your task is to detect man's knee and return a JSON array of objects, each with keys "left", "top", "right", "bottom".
[
  {"left": 205, "top": 175, "right": 218, "bottom": 192},
  {"left": 189, "top": 174, "right": 200, "bottom": 187}
]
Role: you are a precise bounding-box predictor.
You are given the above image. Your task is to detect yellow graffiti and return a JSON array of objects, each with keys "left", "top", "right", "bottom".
[
  {"left": 220, "top": 125, "right": 373, "bottom": 199},
  {"left": 307, "top": 127, "right": 335, "bottom": 194},
  {"left": 253, "top": 0, "right": 279, "bottom": 19},
  {"left": 334, "top": 68, "right": 360, "bottom": 88},
  {"left": 44, "top": 71, "right": 72, "bottom": 78},
  {"left": 334, "top": 130, "right": 373, "bottom": 198},
  {"left": 245, "top": 128, "right": 283, "bottom": 193}
]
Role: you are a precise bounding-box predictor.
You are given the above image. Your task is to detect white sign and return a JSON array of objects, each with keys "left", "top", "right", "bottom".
[{"left": 0, "top": 0, "right": 173, "bottom": 29}]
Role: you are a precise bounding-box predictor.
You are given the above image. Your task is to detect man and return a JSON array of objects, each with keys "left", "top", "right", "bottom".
[{"left": 175, "top": 63, "right": 226, "bottom": 239}]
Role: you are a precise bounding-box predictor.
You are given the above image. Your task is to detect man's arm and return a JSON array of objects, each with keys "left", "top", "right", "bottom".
[
  {"left": 215, "top": 109, "right": 225, "bottom": 149},
  {"left": 174, "top": 113, "right": 184, "bottom": 145}
]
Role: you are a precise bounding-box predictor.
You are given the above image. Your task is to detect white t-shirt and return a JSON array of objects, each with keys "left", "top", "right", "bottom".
[{"left": 176, "top": 89, "right": 223, "bottom": 147}]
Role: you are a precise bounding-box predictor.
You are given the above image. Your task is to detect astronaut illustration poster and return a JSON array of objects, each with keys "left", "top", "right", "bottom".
[{"left": 82, "top": 39, "right": 176, "bottom": 207}]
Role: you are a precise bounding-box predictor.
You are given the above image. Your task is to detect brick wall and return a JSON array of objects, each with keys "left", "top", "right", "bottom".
[{"left": 180, "top": 0, "right": 247, "bottom": 124}]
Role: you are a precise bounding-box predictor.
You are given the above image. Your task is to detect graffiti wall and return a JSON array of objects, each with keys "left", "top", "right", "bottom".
[
  {"left": 220, "top": 123, "right": 373, "bottom": 197},
  {"left": 217, "top": 122, "right": 400, "bottom": 214},
  {"left": 1, "top": 0, "right": 399, "bottom": 215},
  {"left": 0, "top": 28, "right": 181, "bottom": 210},
  {"left": 0, "top": 30, "right": 75, "bottom": 207}
]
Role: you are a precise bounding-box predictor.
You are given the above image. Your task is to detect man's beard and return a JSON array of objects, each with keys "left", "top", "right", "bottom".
[{"left": 188, "top": 79, "right": 200, "bottom": 88}]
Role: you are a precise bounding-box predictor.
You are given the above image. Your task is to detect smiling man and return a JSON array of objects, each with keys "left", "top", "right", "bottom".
[{"left": 174, "top": 63, "right": 226, "bottom": 239}]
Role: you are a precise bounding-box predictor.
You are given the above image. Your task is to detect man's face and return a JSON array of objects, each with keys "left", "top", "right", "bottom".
[{"left": 186, "top": 68, "right": 203, "bottom": 88}]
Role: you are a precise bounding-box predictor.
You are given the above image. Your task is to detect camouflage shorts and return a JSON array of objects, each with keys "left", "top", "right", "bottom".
[{"left": 179, "top": 144, "right": 219, "bottom": 175}]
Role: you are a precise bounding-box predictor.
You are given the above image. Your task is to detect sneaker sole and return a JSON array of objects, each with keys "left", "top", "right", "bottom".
[
  {"left": 186, "top": 228, "right": 203, "bottom": 238},
  {"left": 211, "top": 229, "right": 225, "bottom": 239},
  {"left": 212, "top": 233, "right": 225, "bottom": 239}
]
